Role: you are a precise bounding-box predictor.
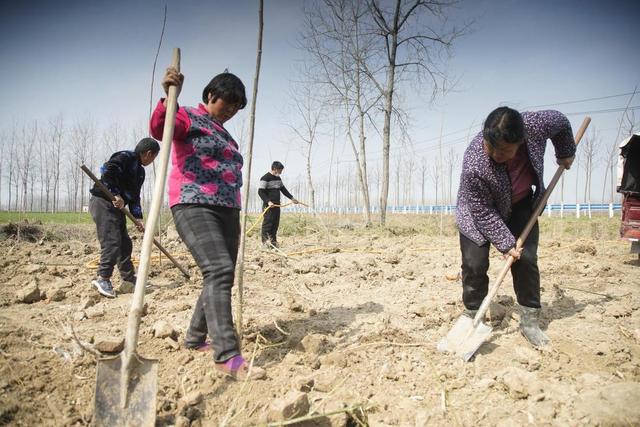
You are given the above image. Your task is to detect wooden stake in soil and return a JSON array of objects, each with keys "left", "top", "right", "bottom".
[{"left": 234, "top": 0, "right": 264, "bottom": 347}]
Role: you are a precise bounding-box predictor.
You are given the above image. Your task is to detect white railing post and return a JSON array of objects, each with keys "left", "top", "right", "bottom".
[{"left": 576, "top": 203, "right": 580, "bottom": 218}]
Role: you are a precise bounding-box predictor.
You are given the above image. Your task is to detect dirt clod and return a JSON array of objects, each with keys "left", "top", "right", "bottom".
[
  {"left": 17, "top": 280, "right": 42, "bottom": 304},
  {"left": 94, "top": 338, "right": 124, "bottom": 353},
  {"left": 153, "top": 320, "right": 177, "bottom": 339},
  {"left": 267, "top": 390, "right": 310, "bottom": 422}
]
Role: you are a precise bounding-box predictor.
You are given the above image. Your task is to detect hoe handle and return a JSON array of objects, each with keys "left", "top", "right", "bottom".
[{"left": 80, "top": 164, "right": 190, "bottom": 279}]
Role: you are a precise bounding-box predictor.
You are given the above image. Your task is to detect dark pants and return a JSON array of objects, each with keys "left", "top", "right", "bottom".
[
  {"left": 172, "top": 204, "right": 240, "bottom": 362},
  {"left": 89, "top": 196, "right": 135, "bottom": 282},
  {"left": 460, "top": 195, "right": 540, "bottom": 310},
  {"left": 261, "top": 204, "right": 281, "bottom": 244}
]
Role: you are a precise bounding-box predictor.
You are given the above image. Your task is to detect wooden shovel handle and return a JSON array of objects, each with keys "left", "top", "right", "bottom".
[
  {"left": 125, "top": 48, "right": 181, "bottom": 355},
  {"left": 514, "top": 117, "right": 592, "bottom": 250}
]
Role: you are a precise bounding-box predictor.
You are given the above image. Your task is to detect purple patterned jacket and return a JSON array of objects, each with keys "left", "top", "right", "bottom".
[{"left": 456, "top": 110, "right": 576, "bottom": 253}]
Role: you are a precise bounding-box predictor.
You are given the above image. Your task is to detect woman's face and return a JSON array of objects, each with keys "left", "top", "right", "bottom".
[
  {"left": 484, "top": 139, "right": 522, "bottom": 163},
  {"left": 206, "top": 94, "right": 240, "bottom": 123}
]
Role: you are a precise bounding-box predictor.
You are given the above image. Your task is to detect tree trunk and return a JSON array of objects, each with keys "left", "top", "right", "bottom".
[
  {"left": 305, "top": 142, "right": 316, "bottom": 209},
  {"left": 378, "top": 1, "right": 401, "bottom": 225}
]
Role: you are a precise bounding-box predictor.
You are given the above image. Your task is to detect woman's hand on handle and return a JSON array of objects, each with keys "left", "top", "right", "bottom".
[
  {"left": 504, "top": 246, "right": 523, "bottom": 260},
  {"left": 162, "top": 67, "right": 184, "bottom": 98},
  {"left": 556, "top": 155, "right": 575, "bottom": 170}
]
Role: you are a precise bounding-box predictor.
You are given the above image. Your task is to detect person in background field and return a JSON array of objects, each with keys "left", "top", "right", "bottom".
[
  {"left": 89, "top": 138, "right": 160, "bottom": 298},
  {"left": 258, "top": 161, "right": 299, "bottom": 248},
  {"left": 151, "top": 66, "right": 265, "bottom": 380},
  {"left": 454, "top": 107, "right": 576, "bottom": 347}
]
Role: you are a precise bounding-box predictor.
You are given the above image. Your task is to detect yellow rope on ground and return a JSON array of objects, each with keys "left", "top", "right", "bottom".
[
  {"left": 245, "top": 202, "right": 296, "bottom": 235},
  {"left": 285, "top": 247, "right": 332, "bottom": 257},
  {"left": 85, "top": 252, "right": 189, "bottom": 269},
  {"left": 283, "top": 246, "right": 383, "bottom": 257}
]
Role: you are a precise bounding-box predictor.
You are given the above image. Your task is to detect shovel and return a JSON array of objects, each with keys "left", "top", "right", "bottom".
[
  {"left": 438, "top": 116, "right": 591, "bottom": 362},
  {"left": 94, "top": 48, "right": 181, "bottom": 426}
]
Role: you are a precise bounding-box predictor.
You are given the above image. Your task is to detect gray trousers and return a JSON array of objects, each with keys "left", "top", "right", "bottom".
[
  {"left": 88, "top": 196, "right": 136, "bottom": 282},
  {"left": 172, "top": 204, "right": 241, "bottom": 362}
]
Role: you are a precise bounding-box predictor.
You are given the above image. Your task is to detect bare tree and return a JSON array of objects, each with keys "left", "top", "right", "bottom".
[
  {"left": 288, "top": 83, "right": 321, "bottom": 209},
  {"left": 606, "top": 87, "right": 637, "bottom": 203},
  {"left": 16, "top": 122, "right": 38, "bottom": 213},
  {"left": 601, "top": 137, "right": 618, "bottom": 204},
  {"left": 394, "top": 154, "right": 401, "bottom": 207},
  {"left": 102, "top": 121, "right": 125, "bottom": 158},
  {"left": 0, "top": 130, "right": 5, "bottom": 210},
  {"left": 48, "top": 115, "right": 65, "bottom": 212},
  {"left": 7, "top": 126, "right": 18, "bottom": 211},
  {"left": 419, "top": 157, "right": 427, "bottom": 206},
  {"left": 302, "top": 0, "right": 380, "bottom": 225},
  {"left": 70, "top": 120, "right": 96, "bottom": 211},
  {"left": 365, "top": 0, "right": 462, "bottom": 225},
  {"left": 429, "top": 155, "right": 442, "bottom": 207},
  {"left": 445, "top": 147, "right": 459, "bottom": 205},
  {"left": 327, "top": 126, "right": 336, "bottom": 208},
  {"left": 581, "top": 128, "right": 599, "bottom": 218},
  {"left": 403, "top": 157, "right": 414, "bottom": 205}
]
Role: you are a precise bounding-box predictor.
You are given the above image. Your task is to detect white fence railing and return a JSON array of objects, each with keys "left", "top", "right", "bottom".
[{"left": 247, "top": 203, "right": 622, "bottom": 218}]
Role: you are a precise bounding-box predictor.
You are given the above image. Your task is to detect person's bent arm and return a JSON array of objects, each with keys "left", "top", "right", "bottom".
[{"left": 466, "top": 174, "right": 517, "bottom": 254}]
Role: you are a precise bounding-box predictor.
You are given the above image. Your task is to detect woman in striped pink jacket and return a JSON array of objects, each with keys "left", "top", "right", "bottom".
[{"left": 151, "top": 67, "right": 263, "bottom": 380}]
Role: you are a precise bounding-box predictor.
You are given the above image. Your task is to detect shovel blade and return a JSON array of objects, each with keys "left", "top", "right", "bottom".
[
  {"left": 437, "top": 315, "right": 493, "bottom": 362},
  {"left": 94, "top": 353, "right": 158, "bottom": 427}
]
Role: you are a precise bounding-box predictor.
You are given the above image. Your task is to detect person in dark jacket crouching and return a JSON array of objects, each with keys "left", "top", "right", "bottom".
[
  {"left": 89, "top": 138, "right": 159, "bottom": 298},
  {"left": 454, "top": 107, "right": 575, "bottom": 347}
]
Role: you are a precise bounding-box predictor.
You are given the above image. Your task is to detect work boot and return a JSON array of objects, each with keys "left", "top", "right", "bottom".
[
  {"left": 462, "top": 308, "right": 478, "bottom": 320},
  {"left": 519, "top": 305, "right": 550, "bottom": 347}
]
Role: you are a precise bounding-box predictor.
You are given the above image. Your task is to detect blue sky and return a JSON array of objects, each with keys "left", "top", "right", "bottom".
[{"left": 1, "top": 0, "right": 639, "bottom": 206}]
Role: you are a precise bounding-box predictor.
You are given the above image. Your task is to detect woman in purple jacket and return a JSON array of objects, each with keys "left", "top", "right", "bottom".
[{"left": 455, "top": 107, "right": 575, "bottom": 347}]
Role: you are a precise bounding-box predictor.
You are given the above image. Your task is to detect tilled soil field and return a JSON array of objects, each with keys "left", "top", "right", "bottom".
[{"left": 0, "top": 216, "right": 639, "bottom": 426}]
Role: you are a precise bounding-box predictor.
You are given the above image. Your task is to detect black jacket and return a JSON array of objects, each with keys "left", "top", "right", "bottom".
[
  {"left": 90, "top": 150, "right": 145, "bottom": 218},
  {"left": 258, "top": 172, "right": 294, "bottom": 204}
]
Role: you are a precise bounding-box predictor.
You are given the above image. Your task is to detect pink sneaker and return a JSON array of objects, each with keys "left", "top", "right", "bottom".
[{"left": 215, "top": 355, "right": 265, "bottom": 380}]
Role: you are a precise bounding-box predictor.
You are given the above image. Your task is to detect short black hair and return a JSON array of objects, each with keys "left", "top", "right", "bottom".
[
  {"left": 483, "top": 106, "right": 525, "bottom": 146},
  {"left": 202, "top": 72, "right": 247, "bottom": 109},
  {"left": 135, "top": 137, "right": 160, "bottom": 154},
  {"left": 271, "top": 161, "right": 284, "bottom": 170}
]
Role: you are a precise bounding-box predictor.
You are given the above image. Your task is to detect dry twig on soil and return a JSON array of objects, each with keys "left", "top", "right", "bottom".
[
  {"left": 265, "top": 404, "right": 372, "bottom": 427},
  {"left": 68, "top": 324, "right": 101, "bottom": 358}
]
